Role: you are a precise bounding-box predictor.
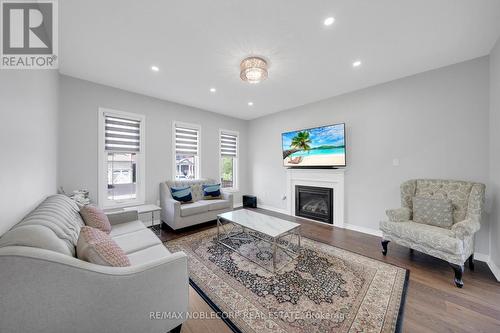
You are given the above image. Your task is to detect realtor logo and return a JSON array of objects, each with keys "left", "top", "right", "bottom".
[{"left": 1, "top": 0, "right": 58, "bottom": 69}]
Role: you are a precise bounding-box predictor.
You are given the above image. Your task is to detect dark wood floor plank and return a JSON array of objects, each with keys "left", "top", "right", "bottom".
[{"left": 157, "top": 208, "right": 500, "bottom": 333}]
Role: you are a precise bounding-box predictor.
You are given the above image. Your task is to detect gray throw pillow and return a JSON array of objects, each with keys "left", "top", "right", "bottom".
[{"left": 413, "top": 196, "right": 454, "bottom": 228}]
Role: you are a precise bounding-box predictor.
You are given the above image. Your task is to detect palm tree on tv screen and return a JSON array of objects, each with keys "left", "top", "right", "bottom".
[{"left": 291, "top": 131, "right": 312, "bottom": 153}]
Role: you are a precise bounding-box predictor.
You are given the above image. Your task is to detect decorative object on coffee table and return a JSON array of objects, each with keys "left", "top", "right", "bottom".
[
  {"left": 380, "top": 179, "right": 485, "bottom": 288},
  {"left": 166, "top": 227, "right": 408, "bottom": 333}
]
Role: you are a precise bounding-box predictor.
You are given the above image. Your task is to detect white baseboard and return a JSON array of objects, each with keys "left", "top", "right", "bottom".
[
  {"left": 487, "top": 259, "right": 500, "bottom": 282},
  {"left": 474, "top": 252, "right": 489, "bottom": 262},
  {"left": 475, "top": 253, "right": 500, "bottom": 282},
  {"left": 343, "top": 223, "right": 383, "bottom": 237},
  {"left": 257, "top": 204, "right": 289, "bottom": 215}
]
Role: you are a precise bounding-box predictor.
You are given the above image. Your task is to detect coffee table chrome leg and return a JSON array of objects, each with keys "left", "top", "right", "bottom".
[
  {"left": 217, "top": 217, "right": 220, "bottom": 241},
  {"left": 298, "top": 229, "right": 301, "bottom": 250},
  {"left": 272, "top": 239, "right": 277, "bottom": 273}
]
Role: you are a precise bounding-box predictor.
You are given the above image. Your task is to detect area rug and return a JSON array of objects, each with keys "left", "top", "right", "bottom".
[{"left": 165, "top": 227, "right": 408, "bottom": 333}]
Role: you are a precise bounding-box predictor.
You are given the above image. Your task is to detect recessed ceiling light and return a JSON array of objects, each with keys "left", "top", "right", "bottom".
[
  {"left": 248, "top": 102, "right": 254, "bottom": 106},
  {"left": 352, "top": 60, "right": 362, "bottom": 68},
  {"left": 151, "top": 65, "right": 159, "bottom": 72},
  {"left": 210, "top": 87, "right": 216, "bottom": 93},
  {"left": 324, "top": 17, "right": 335, "bottom": 26}
]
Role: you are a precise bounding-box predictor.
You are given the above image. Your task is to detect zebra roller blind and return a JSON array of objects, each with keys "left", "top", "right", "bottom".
[
  {"left": 175, "top": 125, "right": 199, "bottom": 155},
  {"left": 220, "top": 131, "right": 238, "bottom": 157},
  {"left": 105, "top": 115, "right": 141, "bottom": 152}
]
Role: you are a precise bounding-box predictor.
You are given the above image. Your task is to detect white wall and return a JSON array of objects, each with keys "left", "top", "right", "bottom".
[
  {"left": 58, "top": 75, "right": 249, "bottom": 207},
  {"left": 0, "top": 70, "right": 59, "bottom": 236},
  {"left": 489, "top": 38, "right": 500, "bottom": 275},
  {"left": 248, "top": 57, "right": 490, "bottom": 255}
]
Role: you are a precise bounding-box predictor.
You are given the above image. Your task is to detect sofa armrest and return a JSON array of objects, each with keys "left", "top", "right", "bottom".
[
  {"left": 386, "top": 207, "right": 411, "bottom": 222},
  {"left": 451, "top": 218, "right": 480, "bottom": 240},
  {"left": 0, "top": 246, "right": 188, "bottom": 333},
  {"left": 106, "top": 210, "right": 139, "bottom": 225},
  {"left": 160, "top": 182, "right": 181, "bottom": 225},
  {"left": 221, "top": 191, "right": 234, "bottom": 207}
]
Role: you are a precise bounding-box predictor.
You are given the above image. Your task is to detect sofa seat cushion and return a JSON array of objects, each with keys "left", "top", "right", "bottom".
[
  {"left": 111, "top": 228, "right": 161, "bottom": 254},
  {"left": 380, "top": 220, "right": 462, "bottom": 254},
  {"left": 109, "top": 220, "right": 146, "bottom": 237},
  {"left": 180, "top": 201, "right": 210, "bottom": 217},
  {"left": 127, "top": 244, "right": 171, "bottom": 266},
  {"left": 199, "top": 199, "right": 231, "bottom": 211}
]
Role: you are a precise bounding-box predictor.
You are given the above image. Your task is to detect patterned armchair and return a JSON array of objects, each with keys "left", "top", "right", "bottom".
[{"left": 380, "top": 179, "right": 485, "bottom": 288}]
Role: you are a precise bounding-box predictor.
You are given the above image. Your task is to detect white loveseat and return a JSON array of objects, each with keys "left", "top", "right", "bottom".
[
  {"left": 160, "top": 179, "right": 233, "bottom": 230},
  {"left": 0, "top": 194, "right": 188, "bottom": 333}
]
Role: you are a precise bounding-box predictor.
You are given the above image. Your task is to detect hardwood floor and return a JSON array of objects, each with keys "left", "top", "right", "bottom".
[{"left": 157, "top": 208, "right": 500, "bottom": 333}]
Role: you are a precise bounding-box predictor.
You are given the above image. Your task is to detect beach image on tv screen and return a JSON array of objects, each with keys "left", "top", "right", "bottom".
[{"left": 282, "top": 124, "right": 345, "bottom": 167}]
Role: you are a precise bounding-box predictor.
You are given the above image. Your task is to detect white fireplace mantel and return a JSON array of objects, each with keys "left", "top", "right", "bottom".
[{"left": 286, "top": 168, "right": 345, "bottom": 227}]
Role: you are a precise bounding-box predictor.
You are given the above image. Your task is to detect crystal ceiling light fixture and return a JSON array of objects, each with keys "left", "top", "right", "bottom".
[{"left": 240, "top": 56, "right": 268, "bottom": 84}]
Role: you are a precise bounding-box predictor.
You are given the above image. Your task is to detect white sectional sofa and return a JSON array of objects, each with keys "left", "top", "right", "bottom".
[
  {"left": 0, "top": 194, "right": 188, "bottom": 333},
  {"left": 160, "top": 179, "right": 234, "bottom": 230}
]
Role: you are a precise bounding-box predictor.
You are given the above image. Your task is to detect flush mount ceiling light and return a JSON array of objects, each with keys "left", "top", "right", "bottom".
[
  {"left": 209, "top": 87, "right": 216, "bottom": 93},
  {"left": 324, "top": 17, "right": 335, "bottom": 26},
  {"left": 240, "top": 56, "right": 268, "bottom": 84},
  {"left": 151, "top": 65, "right": 159, "bottom": 72},
  {"left": 352, "top": 60, "right": 362, "bottom": 67},
  {"left": 248, "top": 102, "right": 254, "bottom": 106}
]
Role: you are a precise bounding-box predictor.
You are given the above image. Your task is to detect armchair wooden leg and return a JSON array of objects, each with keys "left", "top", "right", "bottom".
[
  {"left": 449, "top": 263, "right": 464, "bottom": 288},
  {"left": 381, "top": 240, "right": 390, "bottom": 256},
  {"left": 409, "top": 248, "right": 414, "bottom": 254},
  {"left": 170, "top": 324, "right": 182, "bottom": 333},
  {"left": 468, "top": 254, "right": 475, "bottom": 271}
]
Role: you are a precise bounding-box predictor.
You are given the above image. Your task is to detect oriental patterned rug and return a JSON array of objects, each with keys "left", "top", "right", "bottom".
[{"left": 165, "top": 227, "right": 408, "bottom": 333}]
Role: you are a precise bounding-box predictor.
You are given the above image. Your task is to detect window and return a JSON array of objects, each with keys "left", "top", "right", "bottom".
[
  {"left": 98, "top": 108, "right": 145, "bottom": 208},
  {"left": 173, "top": 122, "right": 200, "bottom": 180},
  {"left": 219, "top": 130, "right": 238, "bottom": 190}
]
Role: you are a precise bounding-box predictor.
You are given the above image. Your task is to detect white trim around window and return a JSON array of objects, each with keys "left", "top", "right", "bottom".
[
  {"left": 219, "top": 129, "right": 239, "bottom": 192},
  {"left": 98, "top": 107, "right": 146, "bottom": 209},
  {"left": 172, "top": 121, "right": 202, "bottom": 180}
]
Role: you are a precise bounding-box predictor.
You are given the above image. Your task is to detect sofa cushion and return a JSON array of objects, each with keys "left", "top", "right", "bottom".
[
  {"left": 180, "top": 201, "right": 210, "bottom": 217},
  {"left": 413, "top": 196, "right": 453, "bottom": 228},
  {"left": 111, "top": 228, "right": 161, "bottom": 254},
  {"left": 415, "top": 179, "right": 473, "bottom": 223},
  {"left": 0, "top": 194, "right": 84, "bottom": 256},
  {"left": 109, "top": 220, "right": 146, "bottom": 237},
  {"left": 80, "top": 205, "right": 112, "bottom": 233},
  {"left": 77, "top": 226, "right": 130, "bottom": 267},
  {"left": 199, "top": 199, "right": 231, "bottom": 211},
  {"left": 202, "top": 184, "right": 222, "bottom": 200},
  {"left": 380, "top": 220, "right": 462, "bottom": 254},
  {"left": 127, "top": 244, "right": 171, "bottom": 266},
  {"left": 166, "top": 178, "right": 217, "bottom": 202},
  {"left": 170, "top": 186, "right": 193, "bottom": 203}
]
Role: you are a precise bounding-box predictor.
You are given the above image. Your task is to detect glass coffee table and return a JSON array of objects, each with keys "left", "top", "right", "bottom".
[{"left": 217, "top": 209, "right": 301, "bottom": 273}]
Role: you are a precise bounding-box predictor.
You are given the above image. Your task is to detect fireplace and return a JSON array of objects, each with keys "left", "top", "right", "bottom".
[{"left": 295, "top": 185, "right": 333, "bottom": 224}]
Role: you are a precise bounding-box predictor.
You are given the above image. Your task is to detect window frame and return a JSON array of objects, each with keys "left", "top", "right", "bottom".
[
  {"left": 98, "top": 107, "right": 146, "bottom": 209},
  {"left": 219, "top": 129, "right": 239, "bottom": 192},
  {"left": 172, "top": 121, "right": 202, "bottom": 180}
]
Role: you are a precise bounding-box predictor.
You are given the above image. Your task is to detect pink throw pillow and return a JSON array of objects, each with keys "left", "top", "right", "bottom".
[
  {"left": 80, "top": 205, "right": 112, "bottom": 234},
  {"left": 77, "top": 226, "right": 130, "bottom": 267}
]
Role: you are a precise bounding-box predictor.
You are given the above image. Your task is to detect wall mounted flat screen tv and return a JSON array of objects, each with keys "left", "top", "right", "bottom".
[{"left": 282, "top": 123, "right": 346, "bottom": 168}]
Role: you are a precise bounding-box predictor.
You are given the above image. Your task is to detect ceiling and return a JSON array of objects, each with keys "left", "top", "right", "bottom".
[{"left": 59, "top": 0, "right": 500, "bottom": 120}]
